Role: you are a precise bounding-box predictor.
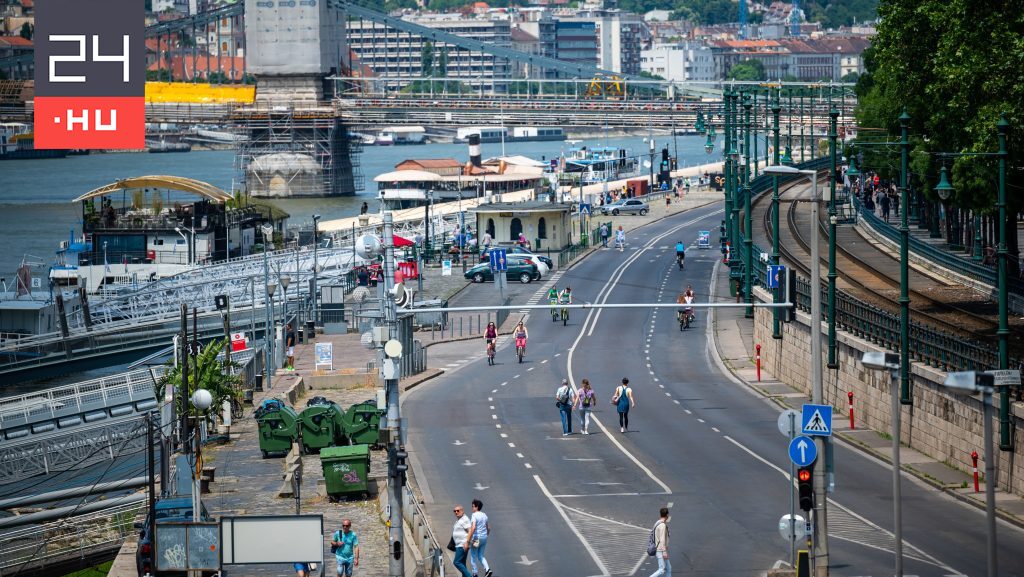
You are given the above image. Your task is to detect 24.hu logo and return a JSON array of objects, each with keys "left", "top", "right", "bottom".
[{"left": 33, "top": 0, "right": 145, "bottom": 150}]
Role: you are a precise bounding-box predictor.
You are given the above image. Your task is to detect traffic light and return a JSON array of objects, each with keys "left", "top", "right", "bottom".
[
  {"left": 797, "top": 464, "right": 815, "bottom": 512},
  {"left": 391, "top": 446, "right": 409, "bottom": 486},
  {"left": 782, "top": 267, "right": 797, "bottom": 323}
]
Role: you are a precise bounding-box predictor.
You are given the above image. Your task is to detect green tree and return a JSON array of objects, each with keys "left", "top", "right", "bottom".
[
  {"left": 157, "top": 339, "right": 241, "bottom": 418},
  {"left": 421, "top": 41, "right": 434, "bottom": 77},
  {"left": 19, "top": 22, "right": 32, "bottom": 40},
  {"left": 727, "top": 59, "right": 766, "bottom": 81},
  {"left": 855, "top": 0, "right": 1022, "bottom": 267}
]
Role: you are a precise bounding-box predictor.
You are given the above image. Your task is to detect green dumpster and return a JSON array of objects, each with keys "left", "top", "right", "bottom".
[
  {"left": 298, "top": 398, "right": 343, "bottom": 454},
  {"left": 339, "top": 400, "right": 385, "bottom": 447},
  {"left": 320, "top": 444, "right": 371, "bottom": 501},
  {"left": 255, "top": 399, "right": 298, "bottom": 459}
]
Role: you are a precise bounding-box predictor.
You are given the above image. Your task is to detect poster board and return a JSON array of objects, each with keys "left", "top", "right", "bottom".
[
  {"left": 221, "top": 515, "right": 323, "bottom": 565},
  {"left": 315, "top": 342, "right": 333, "bottom": 371}
]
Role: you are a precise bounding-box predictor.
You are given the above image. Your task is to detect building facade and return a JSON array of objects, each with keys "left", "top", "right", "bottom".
[{"left": 640, "top": 42, "right": 715, "bottom": 82}]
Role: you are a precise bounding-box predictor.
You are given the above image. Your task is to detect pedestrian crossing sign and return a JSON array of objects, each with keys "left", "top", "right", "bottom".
[{"left": 801, "top": 404, "right": 832, "bottom": 436}]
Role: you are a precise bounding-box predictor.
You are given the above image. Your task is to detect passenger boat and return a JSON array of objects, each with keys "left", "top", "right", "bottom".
[
  {"left": 561, "top": 144, "right": 641, "bottom": 185},
  {"left": 49, "top": 175, "right": 286, "bottom": 294}
]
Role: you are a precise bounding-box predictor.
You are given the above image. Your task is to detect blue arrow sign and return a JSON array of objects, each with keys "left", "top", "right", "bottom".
[
  {"left": 801, "top": 404, "right": 833, "bottom": 437},
  {"left": 789, "top": 435, "right": 818, "bottom": 467},
  {"left": 767, "top": 265, "right": 785, "bottom": 289},
  {"left": 489, "top": 248, "right": 508, "bottom": 272}
]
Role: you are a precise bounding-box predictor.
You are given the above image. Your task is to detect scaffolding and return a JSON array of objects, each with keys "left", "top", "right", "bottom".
[{"left": 232, "top": 107, "right": 363, "bottom": 197}]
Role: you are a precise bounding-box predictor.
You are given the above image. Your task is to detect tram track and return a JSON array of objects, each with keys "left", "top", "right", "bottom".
[{"left": 756, "top": 178, "right": 1006, "bottom": 343}]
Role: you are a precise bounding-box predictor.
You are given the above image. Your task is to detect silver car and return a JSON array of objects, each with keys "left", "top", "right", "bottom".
[{"left": 600, "top": 198, "right": 650, "bottom": 216}]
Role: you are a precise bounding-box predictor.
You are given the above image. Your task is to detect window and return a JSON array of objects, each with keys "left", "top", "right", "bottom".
[
  {"left": 538, "top": 217, "right": 547, "bottom": 239},
  {"left": 510, "top": 218, "right": 523, "bottom": 240},
  {"left": 486, "top": 218, "right": 495, "bottom": 239}
]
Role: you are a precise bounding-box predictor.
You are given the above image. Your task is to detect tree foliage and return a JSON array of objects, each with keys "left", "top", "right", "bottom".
[
  {"left": 727, "top": 59, "right": 766, "bottom": 81},
  {"left": 157, "top": 339, "right": 241, "bottom": 420}
]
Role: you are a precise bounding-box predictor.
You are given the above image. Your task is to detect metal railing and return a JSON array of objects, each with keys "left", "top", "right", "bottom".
[{"left": 0, "top": 500, "right": 144, "bottom": 575}]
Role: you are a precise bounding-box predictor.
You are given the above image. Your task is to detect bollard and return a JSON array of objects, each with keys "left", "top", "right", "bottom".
[
  {"left": 848, "top": 391, "right": 855, "bottom": 430},
  {"left": 971, "top": 450, "right": 980, "bottom": 493},
  {"left": 755, "top": 343, "right": 762, "bottom": 381}
]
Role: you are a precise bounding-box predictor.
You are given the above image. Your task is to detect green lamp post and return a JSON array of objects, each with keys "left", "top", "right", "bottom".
[
  {"left": 771, "top": 92, "right": 782, "bottom": 339},
  {"left": 723, "top": 89, "right": 734, "bottom": 263},
  {"left": 827, "top": 106, "right": 839, "bottom": 368},
  {"left": 743, "top": 93, "right": 754, "bottom": 317},
  {"left": 898, "top": 111, "right": 912, "bottom": 405}
]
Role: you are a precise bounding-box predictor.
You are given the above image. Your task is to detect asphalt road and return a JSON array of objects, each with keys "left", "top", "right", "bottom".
[{"left": 403, "top": 204, "right": 1024, "bottom": 577}]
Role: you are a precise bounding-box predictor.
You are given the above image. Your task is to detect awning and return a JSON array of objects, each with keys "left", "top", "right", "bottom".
[
  {"left": 393, "top": 235, "right": 415, "bottom": 247},
  {"left": 373, "top": 170, "right": 442, "bottom": 183},
  {"left": 72, "top": 175, "right": 233, "bottom": 203}
]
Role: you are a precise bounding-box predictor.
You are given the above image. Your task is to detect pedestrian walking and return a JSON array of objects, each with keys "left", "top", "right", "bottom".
[
  {"left": 451, "top": 505, "right": 473, "bottom": 577},
  {"left": 611, "top": 377, "right": 634, "bottom": 433},
  {"left": 879, "top": 189, "right": 890, "bottom": 222},
  {"left": 576, "top": 379, "right": 597, "bottom": 434},
  {"left": 285, "top": 323, "right": 296, "bottom": 371},
  {"left": 330, "top": 518, "right": 360, "bottom": 576},
  {"left": 555, "top": 378, "right": 576, "bottom": 435},
  {"left": 600, "top": 224, "right": 609, "bottom": 248},
  {"left": 293, "top": 562, "right": 312, "bottom": 576},
  {"left": 648, "top": 508, "right": 671, "bottom": 577},
  {"left": 468, "top": 499, "right": 492, "bottom": 577}
]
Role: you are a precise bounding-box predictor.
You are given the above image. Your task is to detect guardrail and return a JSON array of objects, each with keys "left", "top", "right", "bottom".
[
  {"left": 0, "top": 500, "right": 144, "bottom": 574},
  {"left": 855, "top": 194, "right": 1024, "bottom": 295}
]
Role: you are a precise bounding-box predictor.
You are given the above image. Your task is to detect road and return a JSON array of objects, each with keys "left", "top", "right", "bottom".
[{"left": 402, "top": 203, "right": 1024, "bottom": 577}]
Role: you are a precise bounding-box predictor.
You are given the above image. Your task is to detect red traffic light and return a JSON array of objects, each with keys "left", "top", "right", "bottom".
[{"left": 798, "top": 469, "right": 812, "bottom": 482}]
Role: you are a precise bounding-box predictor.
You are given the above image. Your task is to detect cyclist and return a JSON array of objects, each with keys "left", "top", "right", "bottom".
[
  {"left": 513, "top": 320, "right": 529, "bottom": 358},
  {"left": 484, "top": 321, "right": 498, "bottom": 361},
  {"left": 678, "top": 285, "right": 696, "bottom": 327},
  {"left": 547, "top": 286, "right": 560, "bottom": 322},
  {"left": 675, "top": 241, "right": 686, "bottom": 270},
  {"left": 614, "top": 226, "right": 626, "bottom": 251},
  {"left": 558, "top": 286, "right": 573, "bottom": 322}
]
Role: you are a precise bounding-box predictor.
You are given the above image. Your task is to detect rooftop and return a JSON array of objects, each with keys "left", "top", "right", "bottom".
[{"left": 472, "top": 201, "right": 574, "bottom": 212}]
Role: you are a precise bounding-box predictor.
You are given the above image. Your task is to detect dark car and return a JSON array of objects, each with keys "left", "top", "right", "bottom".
[
  {"left": 480, "top": 246, "right": 554, "bottom": 270},
  {"left": 464, "top": 255, "right": 539, "bottom": 284},
  {"left": 136, "top": 497, "right": 213, "bottom": 577},
  {"left": 600, "top": 198, "right": 649, "bottom": 216}
]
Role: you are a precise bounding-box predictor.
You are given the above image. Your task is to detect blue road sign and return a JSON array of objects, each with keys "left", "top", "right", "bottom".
[
  {"left": 788, "top": 435, "right": 818, "bottom": 467},
  {"left": 579, "top": 203, "right": 592, "bottom": 216},
  {"left": 489, "top": 248, "right": 508, "bottom": 272},
  {"left": 767, "top": 265, "right": 785, "bottom": 289},
  {"left": 801, "top": 404, "right": 833, "bottom": 437}
]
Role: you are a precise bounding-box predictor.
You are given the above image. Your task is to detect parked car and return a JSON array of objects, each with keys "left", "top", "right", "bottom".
[
  {"left": 464, "top": 256, "right": 540, "bottom": 284},
  {"left": 600, "top": 198, "right": 649, "bottom": 216},
  {"left": 480, "top": 246, "right": 554, "bottom": 271},
  {"left": 137, "top": 497, "right": 213, "bottom": 577}
]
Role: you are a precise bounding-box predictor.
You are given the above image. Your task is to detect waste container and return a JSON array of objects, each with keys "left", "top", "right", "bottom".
[
  {"left": 338, "top": 400, "right": 385, "bottom": 447},
  {"left": 297, "top": 398, "right": 343, "bottom": 453},
  {"left": 320, "top": 444, "right": 371, "bottom": 501},
  {"left": 255, "top": 399, "right": 298, "bottom": 458}
]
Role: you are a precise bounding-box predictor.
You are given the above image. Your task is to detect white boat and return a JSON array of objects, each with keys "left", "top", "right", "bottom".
[
  {"left": 378, "top": 126, "right": 426, "bottom": 145},
  {"left": 375, "top": 133, "right": 395, "bottom": 146}
]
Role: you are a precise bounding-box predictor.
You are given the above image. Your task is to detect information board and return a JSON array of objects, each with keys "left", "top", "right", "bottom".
[{"left": 314, "top": 342, "right": 333, "bottom": 371}]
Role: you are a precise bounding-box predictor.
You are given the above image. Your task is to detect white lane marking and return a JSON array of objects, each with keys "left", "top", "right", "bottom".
[
  {"left": 554, "top": 353, "right": 561, "bottom": 357},
  {"left": 516, "top": 452, "right": 525, "bottom": 458},
  {"left": 508, "top": 443, "right": 516, "bottom": 448},
  {"left": 673, "top": 400, "right": 680, "bottom": 404},
  {"left": 501, "top": 381, "right": 508, "bottom": 387},
  {"left": 528, "top": 367, "right": 535, "bottom": 371},
  {"left": 488, "top": 397, "right": 493, "bottom": 402},
  {"left": 665, "top": 392, "right": 671, "bottom": 397},
  {"left": 524, "top": 463, "right": 532, "bottom": 469},
  {"left": 491, "top": 415, "right": 498, "bottom": 420},
  {"left": 533, "top": 475, "right": 611, "bottom": 576},
  {"left": 684, "top": 410, "right": 692, "bottom": 414},
  {"left": 659, "top": 384, "right": 664, "bottom": 389},
  {"left": 542, "top": 359, "right": 549, "bottom": 364},
  {"left": 712, "top": 427, "right": 720, "bottom": 433},
  {"left": 514, "top": 374, "right": 520, "bottom": 379},
  {"left": 697, "top": 418, "right": 705, "bottom": 423},
  {"left": 500, "top": 433, "right": 508, "bottom": 438},
  {"left": 491, "top": 389, "right": 497, "bottom": 393},
  {"left": 445, "top": 363, "right": 460, "bottom": 367},
  {"left": 495, "top": 424, "right": 502, "bottom": 429}
]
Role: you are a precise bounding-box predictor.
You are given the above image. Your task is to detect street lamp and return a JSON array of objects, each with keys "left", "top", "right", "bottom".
[
  {"left": 260, "top": 223, "right": 274, "bottom": 390},
  {"left": 311, "top": 214, "right": 320, "bottom": 326},
  {"left": 279, "top": 275, "right": 291, "bottom": 327},
  {"left": 190, "top": 388, "right": 213, "bottom": 523},
  {"left": 765, "top": 164, "right": 828, "bottom": 571},
  {"left": 175, "top": 226, "right": 193, "bottom": 266},
  {"left": 860, "top": 351, "right": 905, "bottom": 577},
  {"left": 647, "top": 137, "right": 656, "bottom": 189},
  {"left": 940, "top": 371, "right": 998, "bottom": 577}
]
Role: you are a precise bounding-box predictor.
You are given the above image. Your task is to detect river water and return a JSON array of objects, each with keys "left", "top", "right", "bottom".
[{"left": 0, "top": 133, "right": 714, "bottom": 276}]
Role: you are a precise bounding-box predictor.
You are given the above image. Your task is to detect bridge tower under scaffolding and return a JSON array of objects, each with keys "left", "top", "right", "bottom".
[
  {"left": 233, "top": 108, "right": 362, "bottom": 198},
  {"left": 235, "top": 0, "right": 361, "bottom": 197}
]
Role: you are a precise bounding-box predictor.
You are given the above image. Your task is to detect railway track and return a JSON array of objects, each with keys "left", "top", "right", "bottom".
[{"left": 756, "top": 179, "right": 1012, "bottom": 348}]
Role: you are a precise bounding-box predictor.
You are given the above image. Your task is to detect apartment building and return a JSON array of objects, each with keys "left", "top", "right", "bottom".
[
  {"left": 565, "top": 10, "right": 648, "bottom": 75},
  {"left": 554, "top": 19, "right": 598, "bottom": 67},
  {"left": 640, "top": 42, "right": 715, "bottom": 82}
]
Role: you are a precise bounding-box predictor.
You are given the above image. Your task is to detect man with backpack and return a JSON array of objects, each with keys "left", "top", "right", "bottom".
[
  {"left": 647, "top": 507, "right": 671, "bottom": 577},
  {"left": 330, "top": 518, "right": 359, "bottom": 576},
  {"left": 555, "top": 379, "right": 576, "bottom": 436}
]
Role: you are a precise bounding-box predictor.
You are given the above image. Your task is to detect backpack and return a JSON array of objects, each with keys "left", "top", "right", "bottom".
[
  {"left": 581, "top": 390, "right": 592, "bottom": 407},
  {"left": 557, "top": 386, "right": 571, "bottom": 405},
  {"left": 646, "top": 521, "right": 664, "bottom": 556}
]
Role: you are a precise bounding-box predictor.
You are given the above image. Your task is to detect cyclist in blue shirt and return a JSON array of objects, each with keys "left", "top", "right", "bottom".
[{"left": 675, "top": 241, "right": 686, "bottom": 269}]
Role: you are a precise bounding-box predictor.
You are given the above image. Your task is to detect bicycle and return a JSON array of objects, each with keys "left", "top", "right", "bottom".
[
  {"left": 560, "top": 307, "right": 569, "bottom": 326},
  {"left": 677, "top": 254, "right": 685, "bottom": 270},
  {"left": 678, "top": 308, "right": 694, "bottom": 331},
  {"left": 515, "top": 336, "right": 526, "bottom": 363},
  {"left": 550, "top": 302, "right": 560, "bottom": 322},
  {"left": 486, "top": 340, "right": 496, "bottom": 365},
  {"left": 229, "top": 396, "right": 244, "bottom": 419}
]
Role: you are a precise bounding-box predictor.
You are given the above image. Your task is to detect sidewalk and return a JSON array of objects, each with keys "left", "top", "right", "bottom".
[{"left": 708, "top": 260, "right": 1024, "bottom": 529}]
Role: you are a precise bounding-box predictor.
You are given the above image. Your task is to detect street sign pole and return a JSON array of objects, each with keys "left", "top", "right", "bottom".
[{"left": 789, "top": 412, "right": 797, "bottom": 566}]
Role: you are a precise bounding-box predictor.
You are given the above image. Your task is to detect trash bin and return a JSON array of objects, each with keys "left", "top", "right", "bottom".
[
  {"left": 338, "top": 400, "right": 385, "bottom": 447},
  {"left": 255, "top": 399, "right": 298, "bottom": 458},
  {"left": 297, "top": 398, "right": 342, "bottom": 454},
  {"left": 320, "top": 444, "right": 371, "bottom": 501}
]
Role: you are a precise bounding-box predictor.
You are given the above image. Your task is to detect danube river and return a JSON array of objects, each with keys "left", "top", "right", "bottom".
[{"left": 0, "top": 133, "right": 716, "bottom": 276}]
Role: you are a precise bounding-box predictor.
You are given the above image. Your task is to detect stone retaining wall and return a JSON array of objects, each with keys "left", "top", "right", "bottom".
[{"left": 751, "top": 287, "right": 1024, "bottom": 496}]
